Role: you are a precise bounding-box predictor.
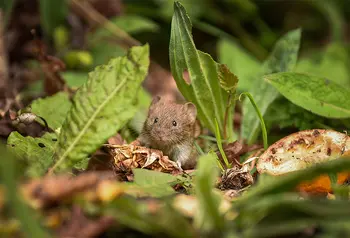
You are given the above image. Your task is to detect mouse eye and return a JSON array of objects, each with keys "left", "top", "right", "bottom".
[
  {"left": 154, "top": 117, "right": 159, "bottom": 123},
  {"left": 172, "top": 120, "right": 177, "bottom": 126}
]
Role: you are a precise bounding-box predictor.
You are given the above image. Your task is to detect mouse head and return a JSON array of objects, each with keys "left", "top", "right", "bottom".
[{"left": 142, "top": 96, "right": 197, "bottom": 146}]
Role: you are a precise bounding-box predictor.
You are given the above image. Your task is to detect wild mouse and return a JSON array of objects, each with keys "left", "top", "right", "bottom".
[{"left": 136, "top": 96, "right": 198, "bottom": 169}]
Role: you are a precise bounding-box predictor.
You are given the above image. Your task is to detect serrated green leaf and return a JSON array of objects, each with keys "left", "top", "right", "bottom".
[
  {"left": 169, "top": 2, "right": 235, "bottom": 139},
  {"left": 7, "top": 132, "right": 56, "bottom": 177},
  {"left": 132, "top": 169, "right": 177, "bottom": 197},
  {"left": 218, "top": 64, "right": 239, "bottom": 92},
  {"left": 194, "top": 153, "right": 224, "bottom": 232},
  {"left": 218, "top": 39, "right": 260, "bottom": 91},
  {"left": 51, "top": 44, "right": 150, "bottom": 172},
  {"left": 31, "top": 92, "right": 72, "bottom": 130},
  {"left": 264, "top": 72, "right": 350, "bottom": 118},
  {"left": 241, "top": 29, "right": 301, "bottom": 144},
  {"left": 0, "top": 144, "right": 50, "bottom": 237},
  {"left": 39, "top": 0, "right": 67, "bottom": 35}
]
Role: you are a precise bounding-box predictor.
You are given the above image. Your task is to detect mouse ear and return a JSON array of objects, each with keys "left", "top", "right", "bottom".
[
  {"left": 184, "top": 102, "right": 197, "bottom": 122},
  {"left": 151, "top": 96, "right": 161, "bottom": 105}
]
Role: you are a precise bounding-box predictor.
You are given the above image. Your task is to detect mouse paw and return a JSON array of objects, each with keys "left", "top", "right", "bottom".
[{"left": 176, "top": 161, "right": 183, "bottom": 171}]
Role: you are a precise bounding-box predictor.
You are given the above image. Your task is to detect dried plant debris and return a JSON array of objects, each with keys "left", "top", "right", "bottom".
[
  {"left": 31, "top": 35, "right": 72, "bottom": 95},
  {"left": 106, "top": 144, "right": 182, "bottom": 174},
  {"left": 216, "top": 140, "right": 263, "bottom": 165},
  {"left": 257, "top": 129, "right": 350, "bottom": 193},
  {"left": 22, "top": 171, "right": 117, "bottom": 209},
  {"left": 218, "top": 163, "right": 254, "bottom": 191}
]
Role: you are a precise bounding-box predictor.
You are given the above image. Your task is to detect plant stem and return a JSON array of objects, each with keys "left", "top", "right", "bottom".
[
  {"left": 223, "top": 91, "right": 233, "bottom": 142},
  {"left": 240, "top": 92, "right": 268, "bottom": 149},
  {"left": 215, "top": 118, "right": 230, "bottom": 168}
]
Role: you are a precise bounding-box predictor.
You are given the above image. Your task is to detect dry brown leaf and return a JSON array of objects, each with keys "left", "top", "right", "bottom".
[
  {"left": 218, "top": 164, "right": 254, "bottom": 190},
  {"left": 106, "top": 144, "right": 182, "bottom": 174}
]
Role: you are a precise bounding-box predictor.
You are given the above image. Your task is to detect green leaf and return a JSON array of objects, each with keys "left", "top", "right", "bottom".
[
  {"left": 264, "top": 72, "right": 350, "bottom": 118},
  {"left": 296, "top": 43, "right": 350, "bottom": 88},
  {"left": 194, "top": 153, "right": 224, "bottom": 233},
  {"left": 169, "top": 2, "right": 235, "bottom": 138},
  {"left": 264, "top": 97, "right": 327, "bottom": 131},
  {"left": 0, "top": 144, "right": 50, "bottom": 237},
  {"left": 156, "top": 0, "right": 207, "bottom": 19},
  {"left": 218, "top": 64, "right": 239, "bottom": 92},
  {"left": 241, "top": 29, "right": 301, "bottom": 144},
  {"left": 7, "top": 132, "right": 56, "bottom": 177},
  {"left": 239, "top": 195, "right": 350, "bottom": 237},
  {"left": 91, "top": 15, "right": 159, "bottom": 42},
  {"left": 133, "top": 169, "right": 177, "bottom": 186},
  {"left": 132, "top": 169, "right": 177, "bottom": 197},
  {"left": 218, "top": 39, "right": 260, "bottom": 91},
  {"left": 39, "top": 0, "right": 68, "bottom": 35},
  {"left": 62, "top": 71, "right": 89, "bottom": 88},
  {"left": 31, "top": 92, "right": 72, "bottom": 130},
  {"left": 111, "top": 15, "right": 159, "bottom": 34},
  {"left": 90, "top": 43, "right": 126, "bottom": 67},
  {"left": 51, "top": 44, "right": 150, "bottom": 172},
  {"left": 104, "top": 196, "right": 194, "bottom": 237}
]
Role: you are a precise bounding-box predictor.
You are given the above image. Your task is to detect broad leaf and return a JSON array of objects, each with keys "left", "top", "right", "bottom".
[
  {"left": 7, "top": 132, "right": 56, "bottom": 177},
  {"left": 31, "top": 92, "right": 72, "bottom": 130},
  {"left": 218, "top": 39, "right": 260, "bottom": 91},
  {"left": 39, "top": 0, "right": 68, "bottom": 35},
  {"left": 110, "top": 15, "right": 159, "bottom": 34},
  {"left": 194, "top": 153, "right": 224, "bottom": 233},
  {"left": 133, "top": 169, "right": 177, "bottom": 186},
  {"left": 0, "top": 144, "right": 50, "bottom": 237},
  {"left": 156, "top": 0, "right": 207, "bottom": 19},
  {"left": 90, "top": 43, "right": 125, "bottom": 68},
  {"left": 241, "top": 29, "right": 301, "bottom": 144},
  {"left": 62, "top": 71, "right": 89, "bottom": 88},
  {"left": 91, "top": 15, "right": 159, "bottom": 42},
  {"left": 296, "top": 43, "right": 350, "bottom": 88},
  {"left": 51, "top": 45, "right": 149, "bottom": 172},
  {"left": 105, "top": 196, "right": 194, "bottom": 237},
  {"left": 264, "top": 72, "right": 350, "bottom": 118},
  {"left": 132, "top": 169, "right": 177, "bottom": 197},
  {"left": 170, "top": 2, "right": 236, "bottom": 139}
]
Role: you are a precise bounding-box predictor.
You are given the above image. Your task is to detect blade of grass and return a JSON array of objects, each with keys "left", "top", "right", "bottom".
[
  {"left": 239, "top": 92, "right": 268, "bottom": 149},
  {"left": 214, "top": 118, "right": 230, "bottom": 168}
]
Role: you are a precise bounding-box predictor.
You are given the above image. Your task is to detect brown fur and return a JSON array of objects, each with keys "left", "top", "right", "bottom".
[{"left": 137, "top": 96, "right": 198, "bottom": 169}]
